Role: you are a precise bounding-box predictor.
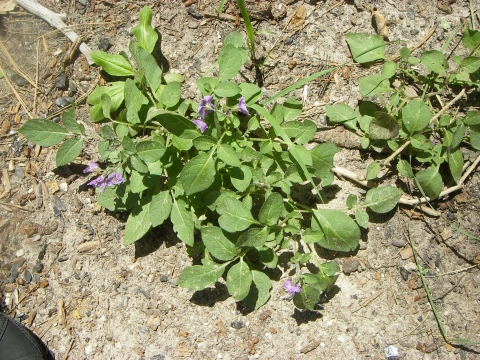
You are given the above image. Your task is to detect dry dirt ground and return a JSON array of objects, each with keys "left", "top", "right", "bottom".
[{"left": 1, "top": 0, "right": 480, "bottom": 359}]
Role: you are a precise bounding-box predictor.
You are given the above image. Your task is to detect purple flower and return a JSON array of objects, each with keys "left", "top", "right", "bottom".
[
  {"left": 198, "top": 95, "right": 214, "bottom": 118},
  {"left": 107, "top": 172, "right": 125, "bottom": 186},
  {"left": 238, "top": 96, "right": 250, "bottom": 116},
  {"left": 87, "top": 175, "right": 107, "bottom": 193},
  {"left": 83, "top": 161, "right": 100, "bottom": 173},
  {"left": 193, "top": 118, "right": 208, "bottom": 133},
  {"left": 283, "top": 279, "right": 301, "bottom": 295}
]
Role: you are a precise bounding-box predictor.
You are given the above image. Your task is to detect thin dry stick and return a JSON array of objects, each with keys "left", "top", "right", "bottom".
[
  {"left": 33, "top": 38, "right": 40, "bottom": 114},
  {"left": 0, "top": 39, "right": 38, "bottom": 89},
  {"left": 424, "top": 264, "right": 479, "bottom": 278},
  {"left": 351, "top": 289, "right": 384, "bottom": 313},
  {"left": 384, "top": 88, "right": 466, "bottom": 165},
  {"left": 0, "top": 62, "right": 33, "bottom": 118}
]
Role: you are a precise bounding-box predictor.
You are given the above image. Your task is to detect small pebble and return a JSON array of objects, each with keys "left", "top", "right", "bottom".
[
  {"left": 284, "top": 37, "right": 294, "bottom": 45},
  {"left": 231, "top": 320, "right": 244, "bottom": 329},
  {"left": 150, "top": 355, "right": 166, "bottom": 360},
  {"left": 410, "top": 29, "right": 419, "bottom": 36},
  {"left": 391, "top": 238, "right": 407, "bottom": 248},
  {"left": 406, "top": 9, "right": 415, "bottom": 20},
  {"left": 55, "top": 74, "right": 68, "bottom": 89},
  {"left": 52, "top": 117, "right": 61, "bottom": 123},
  {"left": 11, "top": 73, "right": 27, "bottom": 87},
  {"left": 342, "top": 257, "right": 360, "bottom": 274},
  {"left": 188, "top": 22, "right": 198, "bottom": 29},
  {"left": 187, "top": 8, "right": 203, "bottom": 19},
  {"left": 32, "top": 261, "right": 43, "bottom": 273},
  {"left": 52, "top": 196, "right": 67, "bottom": 212},
  {"left": 400, "top": 247, "right": 413, "bottom": 259},
  {"left": 98, "top": 38, "right": 110, "bottom": 52},
  {"left": 159, "top": 275, "right": 168, "bottom": 282},
  {"left": 32, "top": 273, "right": 40, "bottom": 284},
  {"left": 14, "top": 167, "right": 25, "bottom": 179},
  {"left": 399, "top": 267, "right": 409, "bottom": 281},
  {"left": 55, "top": 97, "right": 75, "bottom": 107},
  {"left": 22, "top": 270, "right": 32, "bottom": 284}
]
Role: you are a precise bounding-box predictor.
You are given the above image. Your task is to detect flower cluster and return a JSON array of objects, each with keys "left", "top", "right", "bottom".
[
  {"left": 192, "top": 95, "right": 250, "bottom": 133},
  {"left": 84, "top": 161, "right": 125, "bottom": 193},
  {"left": 283, "top": 278, "right": 301, "bottom": 295}
]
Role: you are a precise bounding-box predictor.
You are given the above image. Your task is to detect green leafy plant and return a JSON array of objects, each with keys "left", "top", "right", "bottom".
[
  {"left": 19, "top": 7, "right": 406, "bottom": 310},
  {"left": 329, "top": 31, "right": 480, "bottom": 200}
]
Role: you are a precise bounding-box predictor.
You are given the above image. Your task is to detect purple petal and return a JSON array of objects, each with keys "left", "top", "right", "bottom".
[
  {"left": 107, "top": 172, "right": 125, "bottom": 186},
  {"left": 283, "top": 278, "right": 302, "bottom": 295},
  {"left": 193, "top": 119, "right": 208, "bottom": 133},
  {"left": 87, "top": 175, "right": 107, "bottom": 192},
  {"left": 238, "top": 96, "right": 250, "bottom": 116},
  {"left": 83, "top": 161, "right": 100, "bottom": 173},
  {"left": 198, "top": 95, "right": 215, "bottom": 119}
]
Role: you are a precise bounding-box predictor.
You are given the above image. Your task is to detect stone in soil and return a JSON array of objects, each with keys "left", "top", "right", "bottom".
[
  {"left": 55, "top": 74, "right": 68, "bottom": 89},
  {"left": 98, "top": 38, "right": 110, "bottom": 51},
  {"left": 55, "top": 97, "right": 75, "bottom": 107},
  {"left": 342, "top": 257, "right": 360, "bottom": 274}
]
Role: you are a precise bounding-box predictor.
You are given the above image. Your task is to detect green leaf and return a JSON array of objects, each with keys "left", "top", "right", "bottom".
[
  {"left": 224, "top": 31, "right": 244, "bottom": 47},
  {"left": 311, "top": 209, "right": 360, "bottom": 252},
  {"left": 448, "top": 148, "right": 463, "bottom": 184},
  {"left": 282, "top": 120, "right": 317, "bottom": 145},
  {"left": 364, "top": 186, "right": 402, "bottom": 213},
  {"left": 87, "top": 82, "right": 125, "bottom": 112},
  {"left": 415, "top": 166, "right": 443, "bottom": 198},
  {"left": 451, "top": 122, "right": 466, "bottom": 149},
  {"left": 463, "top": 111, "right": 480, "bottom": 126},
  {"left": 346, "top": 194, "right": 357, "bottom": 209},
  {"left": 201, "top": 226, "right": 238, "bottom": 261},
  {"left": 462, "top": 29, "right": 480, "bottom": 51},
  {"left": 226, "top": 261, "right": 252, "bottom": 301},
  {"left": 400, "top": 46, "right": 411, "bottom": 62},
  {"left": 171, "top": 198, "right": 195, "bottom": 246},
  {"left": 345, "top": 33, "right": 386, "bottom": 63},
  {"left": 18, "top": 119, "right": 68, "bottom": 146},
  {"left": 56, "top": 138, "right": 83, "bottom": 167},
  {"left": 149, "top": 191, "right": 172, "bottom": 227},
  {"left": 218, "top": 197, "right": 256, "bottom": 232},
  {"left": 369, "top": 112, "right": 399, "bottom": 140},
  {"left": 402, "top": 99, "right": 432, "bottom": 134},
  {"left": 136, "top": 141, "right": 166, "bottom": 163},
  {"left": 460, "top": 56, "right": 480, "bottom": 73},
  {"left": 381, "top": 61, "right": 397, "bottom": 78},
  {"left": 214, "top": 81, "right": 241, "bottom": 97},
  {"left": 240, "top": 83, "right": 262, "bottom": 104},
  {"left": 61, "top": 107, "right": 84, "bottom": 134},
  {"left": 90, "top": 51, "right": 134, "bottom": 76},
  {"left": 129, "top": 41, "right": 162, "bottom": 93},
  {"left": 180, "top": 152, "right": 216, "bottom": 195},
  {"left": 421, "top": 50, "right": 449, "bottom": 73},
  {"left": 125, "top": 79, "right": 147, "bottom": 124},
  {"left": 355, "top": 209, "right": 369, "bottom": 228},
  {"left": 325, "top": 104, "right": 356, "bottom": 127},
  {"left": 147, "top": 109, "right": 196, "bottom": 136},
  {"left": 218, "top": 44, "right": 243, "bottom": 81},
  {"left": 397, "top": 159, "right": 414, "bottom": 178},
  {"left": 283, "top": 98, "right": 302, "bottom": 121},
  {"left": 193, "top": 135, "right": 217, "bottom": 151},
  {"left": 242, "top": 270, "right": 271, "bottom": 309},
  {"left": 161, "top": 81, "right": 182, "bottom": 108},
  {"left": 258, "top": 247, "right": 278, "bottom": 268},
  {"left": 311, "top": 143, "right": 339, "bottom": 182},
  {"left": 237, "top": 226, "right": 269, "bottom": 247},
  {"left": 293, "top": 283, "right": 320, "bottom": 310},
  {"left": 470, "top": 125, "right": 480, "bottom": 150},
  {"left": 258, "top": 193, "right": 284, "bottom": 226},
  {"left": 178, "top": 263, "right": 229, "bottom": 291},
  {"left": 217, "top": 144, "right": 240, "bottom": 167},
  {"left": 359, "top": 75, "right": 390, "bottom": 97},
  {"left": 366, "top": 161, "right": 381, "bottom": 180},
  {"left": 132, "top": 6, "right": 158, "bottom": 53},
  {"left": 130, "top": 156, "right": 149, "bottom": 173},
  {"left": 124, "top": 201, "right": 152, "bottom": 245},
  {"left": 229, "top": 166, "right": 252, "bottom": 192}
]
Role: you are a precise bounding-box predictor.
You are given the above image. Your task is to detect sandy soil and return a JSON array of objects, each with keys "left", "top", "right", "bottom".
[{"left": 1, "top": 0, "right": 480, "bottom": 359}]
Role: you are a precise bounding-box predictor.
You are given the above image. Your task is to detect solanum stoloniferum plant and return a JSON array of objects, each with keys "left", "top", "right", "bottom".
[{"left": 19, "top": 7, "right": 406, "bottom": 310}]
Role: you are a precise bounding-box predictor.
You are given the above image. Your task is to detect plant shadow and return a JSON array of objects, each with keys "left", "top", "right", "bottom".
[{"left": 189, "top": 282, "right": 230, "bottom": 307}]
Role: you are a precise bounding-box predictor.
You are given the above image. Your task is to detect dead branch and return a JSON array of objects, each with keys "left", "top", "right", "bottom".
[{"left": 15, "top": 0, "right": 93, "bottom": 64}]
